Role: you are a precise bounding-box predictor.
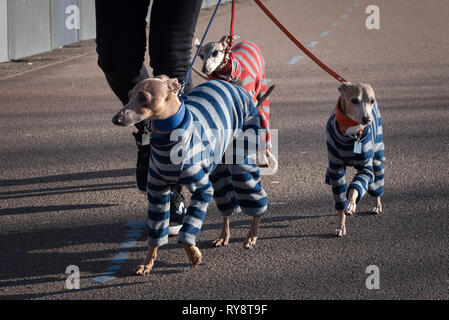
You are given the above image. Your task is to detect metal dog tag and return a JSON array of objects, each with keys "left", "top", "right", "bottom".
[
  {"left": 142, "top": 132, "right": 150, "bottom": 146},
  {"left": 353, "top": 141, "right": 362, "bottom": 154}
]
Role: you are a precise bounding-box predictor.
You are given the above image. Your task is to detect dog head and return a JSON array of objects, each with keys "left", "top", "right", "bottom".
[
  {"left": 338, "top": 82, "right": 376, "bottom": 126},
  {"left": 112, "top": 75, "right": 181, "bottom": 127},
  {"left": 195, "top": 35, "right": 240, "bottom": 75}
]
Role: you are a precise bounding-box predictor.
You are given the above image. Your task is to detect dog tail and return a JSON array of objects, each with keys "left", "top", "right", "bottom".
[{"left": 256, "top": 84, "right": 275, "bottom": 109}]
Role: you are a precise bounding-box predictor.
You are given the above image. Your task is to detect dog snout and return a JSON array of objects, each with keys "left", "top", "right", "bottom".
[
  {"left": 202, "top": 65, "right": 210, "bottom": 74},
  {"left": 361, "top": 116, "right": 372, "bottom": 125},
  {"left": 112, "top": 112, "right": 126, "bottom": 126},
  {"left": 112, "top": 114, "right": 121, "bottom": 125}
]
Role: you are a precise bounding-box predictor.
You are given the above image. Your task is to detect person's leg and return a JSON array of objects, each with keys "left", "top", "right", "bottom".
[
  {"left": 95, "top": 0, "right": 151, "bottom": 106},
  {"left": 95, "top": 0, "right": 152, "bottom": 191},
  {"left": 149, "top": 0, "right": 202, "bottom": 93},
  {"left": 148, "top": 0, "right": 202, "bottom": 232}
]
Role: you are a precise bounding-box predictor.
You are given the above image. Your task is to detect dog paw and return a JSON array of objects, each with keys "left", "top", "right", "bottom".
[
  {"left": 212, "top": 237, "right": 229, "bottom": 247},
  {"left": 372, "top": 206, "right": 382, "bottom": 215},
  {"left": 256, "top": 151, "right": 269, "bottom": 168},
  {"left": 133, "top": 264, "right": 152, "bottom": 276},
  {"left": 183, "top": 243, "right": 202, "bottom": 267},
  {"left": 333, "top": 227, "right": 347, "bottom": 237},
  {"left": 243, "top": 236, "right": 257, "bottom": 249},
  {"left": 344, "top": 202, "right": 357, "bottom": 216},
  {"left": 212, "top": 227, "right": 230, "bottom": 247}
]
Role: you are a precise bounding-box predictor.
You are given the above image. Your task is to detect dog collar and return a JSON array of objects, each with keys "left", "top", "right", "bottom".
[
  {"left": 209, "top": 51, "right": 241, "bottom": 83},
  {"left": 335, "top": 99, "right": 364, "bottom": 136},
  {"left": 152, "top": 97, "right": 187, "bottom": 132}
]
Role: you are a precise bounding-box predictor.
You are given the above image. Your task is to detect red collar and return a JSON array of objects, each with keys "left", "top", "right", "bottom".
[
  {"left": 209, "top": 51, "right": 240, "bottom": 82},
  {"left": 335, "top": 99, "right": 364, "bottom": 135}
]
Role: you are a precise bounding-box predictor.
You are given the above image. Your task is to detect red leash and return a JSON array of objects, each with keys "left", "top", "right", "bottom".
[
  {"left": 229, "top": 0, "right": 236, "bottom": 46},
  {"left": 254, "top": 0, "right": 347, "bottom": 83}
]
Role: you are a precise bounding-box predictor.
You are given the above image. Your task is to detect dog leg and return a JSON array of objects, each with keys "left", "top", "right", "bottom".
[
  {"left": 372, "top": 196, "right": 382, "bottom": 214},
  {"left": 134, "top": 246, "right": 158, "bottom": 276},
  {"left": 182, "top": 242, "right": 202, "bottom": 267},
  {"left": 212, "top": 217, "right": 230, "bottom": 247},
  {"left": 244, "top": 216, "right": 261, "bottom": 249},
  {"left": 344, "top": 188, "right": 358, "bottom": 216},
  {"left": 256, "top": 150, "right": 269, "bottom": 167},
  {"left": 334, "top": 210, "right": 347, "bottom": 237}
]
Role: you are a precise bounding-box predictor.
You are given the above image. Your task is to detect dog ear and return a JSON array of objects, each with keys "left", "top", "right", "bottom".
[
  {"left": 338, "top": 81, "right": 351, "bottom": 93},
  {"left": 194, "top": 38, "right": 201, "bottom": 48},
  {"left": 167, "top": 78, "right": 181, "bottom": 93},
  {"left": 219, "top": 35, "right": 231, "bottom": 47},
  {"left": 219, "top": 35, "right": 229, "bottom": 43},
  {"left": 361, "top": 83, "right": 373, "bottom": 90},
  {"left": 194, "top": 38, "right": 203, "bottom": 55},
  {"left": 198, "top": 45, "right": 205, "bottom": 60},
  {"left": 156, "top": 74, "right": 170, "bottom": 81}
]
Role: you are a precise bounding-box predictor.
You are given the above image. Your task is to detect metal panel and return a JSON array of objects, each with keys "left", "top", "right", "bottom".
[
  {"left": 7, "top": 0, "right": 52, "bottom": 59},
  {"left": 78, "top": 0, "right": 95, "bottom": 41},
  {"left": 0, "top": 0, "right": 8, "bottom": 62},
  {"left": 53, "top": 0, "right": 79, "bottom": 47},
  {"left": 202, "top": 0, "right": 231, "bottom": 9}
]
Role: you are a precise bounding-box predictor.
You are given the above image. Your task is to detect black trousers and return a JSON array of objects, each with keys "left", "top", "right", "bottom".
[{"left": 95, "top": 0, "right": 202, "bottom": 124}]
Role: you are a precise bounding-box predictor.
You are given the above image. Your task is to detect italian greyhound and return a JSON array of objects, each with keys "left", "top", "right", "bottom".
[
  {"left": 325, "top": 82, "right": 385, "bottom": 237},
  {"left": 112, "top": 75, "right": 269, "bottom": 275},
  {"left": 195, "top": 36, "right": 275, "bottom": 168}
]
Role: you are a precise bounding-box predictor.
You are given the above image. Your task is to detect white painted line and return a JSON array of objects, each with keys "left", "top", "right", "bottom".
[
  {"left": 306, "top": 41, "right": 319, "bottom": 48},
  {"left": 286, "top": 55, "right": 303, "bottom": 64},
  {"left": 0, "top": 51, "right": 96, "bottom": 82},
  {"left": 92, "top": 219, "right": 146, "bottom": 284},
  {"left": 92, "top": 274, "right": 116, "bottom": 283}
]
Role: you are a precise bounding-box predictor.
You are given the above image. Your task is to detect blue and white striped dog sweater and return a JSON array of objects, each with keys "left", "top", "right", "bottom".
[
  {"left": 147, "top": 80, "right": 268, "bottom": 247},
  {"left": 325, "top": 99, "right": 385, "bottom": 210}
]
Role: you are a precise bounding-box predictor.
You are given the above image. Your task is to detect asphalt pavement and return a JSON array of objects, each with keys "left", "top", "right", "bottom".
[{"left": 0, "top": 0, "right": 448, "bottom": 300}]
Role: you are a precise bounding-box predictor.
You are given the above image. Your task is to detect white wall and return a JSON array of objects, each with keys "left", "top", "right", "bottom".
[
  {"left": 7, "top": 0, "right": 52, "bottom": 60},
  {"left": 0, "top": 0, "right": 219, "bottom": 63}
]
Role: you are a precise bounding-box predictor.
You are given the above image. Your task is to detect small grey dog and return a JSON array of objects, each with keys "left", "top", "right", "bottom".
[{"left": 325, "top": 82, "right": 385, "bottom": 237}]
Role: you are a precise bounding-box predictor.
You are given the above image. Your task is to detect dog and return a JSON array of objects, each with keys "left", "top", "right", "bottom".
[
  {"left": 325, "top": 82, "right": 385, "bottom": 237},
  {"left": 112, "top": 75, "right": 268, "bottom": 275},
  {"left": 195, "top": 36, "right": 272, "bottom": 154},
  {"left": 195, "top": 35, "right": 276, "bottom": 247}
]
